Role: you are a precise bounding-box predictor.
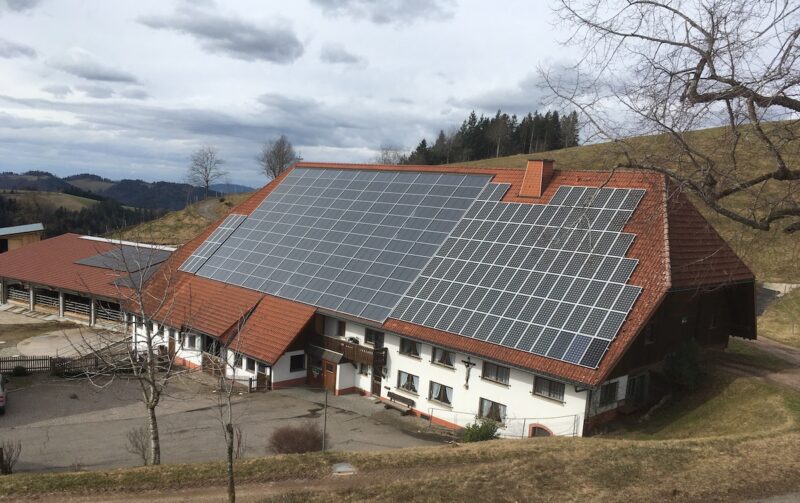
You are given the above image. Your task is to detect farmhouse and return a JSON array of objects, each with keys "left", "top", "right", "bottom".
[
  {"left": 132, "top": 160, "right": 755, "bottom": 436},
  {"left": 0, "top": 234, "right": 173, "bottom": 327}
]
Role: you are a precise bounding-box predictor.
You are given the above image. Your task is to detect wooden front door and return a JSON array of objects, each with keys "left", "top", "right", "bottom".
[{"left": 323, "top": 361, "right": 336, "bottom": 392}]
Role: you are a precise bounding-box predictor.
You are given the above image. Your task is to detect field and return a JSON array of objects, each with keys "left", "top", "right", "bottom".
[
  {"left": 112, "top": 193, "right": 251, "bottom": 245},
  {"left": 65, "top": 178, "right": 116, "bottom": 193},
  {"left": 759, "top": 289, "right": 800, "bottom": 348},
  {"left": 0, "top": 190, "right": 98, "bottom": 212},
  {"left": 456, "top": 125, "right": 800, "bottom": 283}
]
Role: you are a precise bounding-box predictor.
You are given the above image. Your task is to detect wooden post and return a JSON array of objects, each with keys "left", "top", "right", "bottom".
[
  {"left": 0, "top": 279, "right": 6, "bottom": 305},
  {"left": 58, "top": 291, "right": 65, "bottom": 318},
  {"left": 89, "top": 298, "right": 96, "bottom": 326},
  {"left": 28, "top": 287, "right": 34, "bottom": 312}
]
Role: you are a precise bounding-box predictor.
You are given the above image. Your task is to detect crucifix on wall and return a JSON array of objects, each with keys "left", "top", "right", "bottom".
[{"left": 462, "top": 357, "right": 476, "bottom": 389}]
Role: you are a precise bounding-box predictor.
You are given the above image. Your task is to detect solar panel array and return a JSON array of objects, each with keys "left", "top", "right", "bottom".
[
  {"left": 181, "top": 168, "right": 491, "bottom": 321},
  {"left": 393, "top": 185, "right": 645, "bottom": 369},
  {"left": 180, "top": 214, "right": 247, "bottom": 274}
]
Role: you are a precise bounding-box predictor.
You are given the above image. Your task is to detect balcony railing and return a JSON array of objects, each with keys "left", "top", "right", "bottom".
[{"left": 311, "top": 334, "right": 386, "bottom": 366}]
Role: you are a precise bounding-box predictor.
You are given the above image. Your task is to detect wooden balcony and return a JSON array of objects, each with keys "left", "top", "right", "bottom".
[{"left": 310, "top": 334, "right": 387, "bottom": 367}]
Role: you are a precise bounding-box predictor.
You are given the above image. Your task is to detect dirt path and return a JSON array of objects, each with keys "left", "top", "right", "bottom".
[
  {"left": 718, "top": 337, "right": 800, "bottom": 391},
  {"left": 195, "top": 199, "right": 220, "bottom": 222}
]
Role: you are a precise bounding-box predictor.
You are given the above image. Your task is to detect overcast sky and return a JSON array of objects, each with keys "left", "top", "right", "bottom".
[{"left": 0, "top": 0, "right": 572, "bottom": 186}]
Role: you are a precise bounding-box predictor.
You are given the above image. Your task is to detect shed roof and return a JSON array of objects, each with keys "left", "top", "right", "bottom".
[{"left": 0, "top": 223, "right": 43, "bottom": 237}]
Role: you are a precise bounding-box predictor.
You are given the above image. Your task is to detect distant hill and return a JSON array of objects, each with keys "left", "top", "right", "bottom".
[
  {"left": 0, "top": 171, "right": 223, "bottom": 211},
  {"left": 210, "top": 183, "right": 255, "bottom": 194}
]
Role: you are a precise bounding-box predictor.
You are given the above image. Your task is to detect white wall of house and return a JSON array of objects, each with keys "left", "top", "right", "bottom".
[
  {"left": 319, "top": 315, "right": 588, "bottom": 437},
  {"left": 273, "top": 349, "right": 306, "bottom": 384}
]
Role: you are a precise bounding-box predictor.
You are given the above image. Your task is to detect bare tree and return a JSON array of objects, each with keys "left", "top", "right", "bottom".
[
  {"left": 69, "top": 234, "right": 184, "bottom": 466},
  {"left": 0, "top": 439, "right": 21, "bottom": 475},
  {"left": 549, "top": 0, "right": 800, "bottom": 232},
  {"left": 188, "top": 145, "right": 227, "bottom": 199},
  {"left": 126, "top": 425, "right": 150, "bottom": 466},
  {"left": 374, "top": 145, "right": 407, "bottom": 165},
  {"left": 258, "top": 135, "right": 299, "bottom": 179}
]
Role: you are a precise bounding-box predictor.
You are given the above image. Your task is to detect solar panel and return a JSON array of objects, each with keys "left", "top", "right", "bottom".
[
  {"left": 182, "top": 168, "right": 491, "bottom": 321},
  {"left": 393, "top": 185, "right": 645, "bottom": 369},
  {"left": 180, "top": 214, "right": 247, "bottom": 274}
]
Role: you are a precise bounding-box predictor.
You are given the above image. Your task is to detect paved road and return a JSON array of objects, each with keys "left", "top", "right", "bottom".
[{"left": 0, "top": 372, "right": 442, "bottom": 473}]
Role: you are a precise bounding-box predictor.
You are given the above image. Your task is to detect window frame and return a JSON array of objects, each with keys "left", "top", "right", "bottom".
[
  {"left": 289, "top": 354, "right": 306, "bottom": 373},
  {"left": 187, "top": 334, "right": 197, "bottom": 349},
  {"left": 599, "top": 381, "right": 619, "bottom": 406},
  {"left": 533, "top": 376, "right": 565, "bottom": 402},
  {"left": 396, "top": 370, "right": 420, "bottom": 395},
  {"left": 431, "top": 347, "right": 455, "bottom": 368},
  {"left": 482, "top": 361, "right": 510, "bottom": 385},
  {"left": 364, "top": 328, "right": 383, "bottom": 346},
  {"left": 399, "top": 337, "right": 421, "bottom": 358},
  {"left": 428, "top": 380, "right": 453, "bottom": 406},
  {"left": 478, "top": 397, "right": 507, "bottom": 423},
  {"left": 358, "top": 363, "right": 370, "bottom": 376},
  {"left": 246, "top": 358, "right": 256, "bottom": 372}
]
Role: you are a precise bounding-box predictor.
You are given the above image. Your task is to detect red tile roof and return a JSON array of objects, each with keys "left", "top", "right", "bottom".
[
  {"left": 137, "top": 162, "right": 753, "bottom": 386},
  {"left": 0, "top": 233, "right": 130, "bottom": 299},
  {"left": 230, "top": 295, "right": 316, "bottom": 364},
  {"left": 665, "top": 182, "right": 754, "bottom": 289}
]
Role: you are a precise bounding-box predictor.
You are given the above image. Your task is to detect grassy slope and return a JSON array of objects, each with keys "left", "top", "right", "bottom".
[
  {"left": 758, "top": 289, "right": 800, "bottom": 348},
  {"left": 0, "top": 190, "right": 97, "bottom": 212},
  {"left": 457, "top": 126, "right": 800, "bottom": 283},
  {"left": 111, "top": 193, "right": 252, "bottom": 245},
  {"left": 1, "top": 351, "right": 799, "bottom": 501},
  {"left": 65, "top": 178, "right": 115, "bottom": 193}
]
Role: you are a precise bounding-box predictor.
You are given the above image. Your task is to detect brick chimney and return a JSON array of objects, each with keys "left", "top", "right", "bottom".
[{"left": 520, "top": 159, "right": 554, "bottom": 197}]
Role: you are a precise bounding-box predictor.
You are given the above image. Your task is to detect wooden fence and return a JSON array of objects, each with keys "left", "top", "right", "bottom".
[{"left": 0, "top": 356, "right": 51, "bottom": 374}]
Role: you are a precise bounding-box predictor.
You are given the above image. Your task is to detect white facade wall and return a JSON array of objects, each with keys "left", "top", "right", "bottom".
[
  {"left": 381, "top": 332, "right": 587, "bottom": 436},
  {"left": 273, "top": 349, "right": 306, "bottom": 384}
]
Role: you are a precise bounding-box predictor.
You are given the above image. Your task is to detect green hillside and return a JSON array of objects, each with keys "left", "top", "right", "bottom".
[
  {"left": 0, "top": 189, "right": 98, "bottom": 211},
  {"left": 112, "top": 193, "right": 252, "bottom": 245},
  {"left": 454, "top": 125, "right": 800, "bottom": 283}
]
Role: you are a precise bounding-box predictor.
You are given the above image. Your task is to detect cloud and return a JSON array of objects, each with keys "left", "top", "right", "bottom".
[
  {"left": 310, "top": 0, "right": 455, "bottom": 25},
  {"left": 76, "top": 84, "right": 115, "bottom": 99},
  {"left": 120, "top": 88, "right": 149, "bottom": 100},
  {"left": 0, "top": 37, "right": 36, "bottom": 58},
  {"left": 1, "top": 0, "right": 43, "bottom": 12},
  {"left": 52, "top": 48, "right": 139, "bottom": 83},
  {"left": 42, "top": 84, "right": 72, "bottom": 97},
  {"left": 320, "top": 43, "right": 364, "bottom": 65},
  {"left": 139, "top": 7, "right": 304, "bottom": 64},
  {"left": 448, "top": 73, "right": 552, "bottom": 116}
]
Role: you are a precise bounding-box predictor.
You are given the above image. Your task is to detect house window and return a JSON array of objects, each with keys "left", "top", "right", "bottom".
[
  {"left": 358, "top": 363, "right": 370, "bottom": 376},
  {"left": 429, "top": 381, "right": 453, "bottom": 405},
  {"left": 337, "top": 320, "right": 346, "bottom": 337},
  {"left": 482, "top": 362, "right": 510, "bottom": 385},
  {"left": 478, "top": 398, "right": 507, "bottom": 423},
  {"left": 168, "top": 328, "right": 176, "bottom": 341},
  {"left": 233, "top": 353, "right": 243, "bottom": 367},
  {"left": 290, "top": 354, "right": 306, "bottom": 372},
  {"left": 397, "top": 370, "right": 419, "bottom": 394},
  {"left": 431, "top": 347, "right": 455, "bottom": 367},
  {"left": 533, "top": 377, "right": 565, "bottom": 402},
  {"left": 599, "top": 381, "right": 619, "bottom": 406},
  {"left": 530, "top": 426, "right": 552, "bottom": 437},
  {"left": 257, "top": 363, "right": 268, "bottom": 374},
  {"left": 187, "top": 334, "right": 197, "bottom": 349},
  {"left": 365, "top": 328, "right": 383, "bottom": 345},
  {"left": 399, "top": 338, "right": 420, "bottom": 357},
  {"left": 246, "top": 358, "right": 256, "bottom": 372}
]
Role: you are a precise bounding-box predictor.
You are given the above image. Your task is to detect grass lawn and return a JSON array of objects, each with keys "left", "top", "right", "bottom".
[
  {"left": 0, "top": 190, "right": 98, "bottom": 212},
  {"left": 758, "top": 288, "right": 800, "bottom": 348},
  {"left": 112, "top": 193, "right": 251, "bottom": 245}
]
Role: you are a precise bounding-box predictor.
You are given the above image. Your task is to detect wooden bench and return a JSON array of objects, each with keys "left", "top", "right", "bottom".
[{"left": 385, "top": 391, "right": 415, "bottom": 415}]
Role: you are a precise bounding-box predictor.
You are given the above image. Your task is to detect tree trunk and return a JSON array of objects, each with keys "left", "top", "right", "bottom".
[
  {"left": 226, "top": 422, "right": 235, "bottom": 503},
  {"left": 147, "top": 404, "right": 161, "bottom": 465}
]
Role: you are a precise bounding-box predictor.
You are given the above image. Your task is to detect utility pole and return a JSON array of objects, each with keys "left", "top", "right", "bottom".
[{"left": 322, "top": 389, "right": 328, "bottom": 452}]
